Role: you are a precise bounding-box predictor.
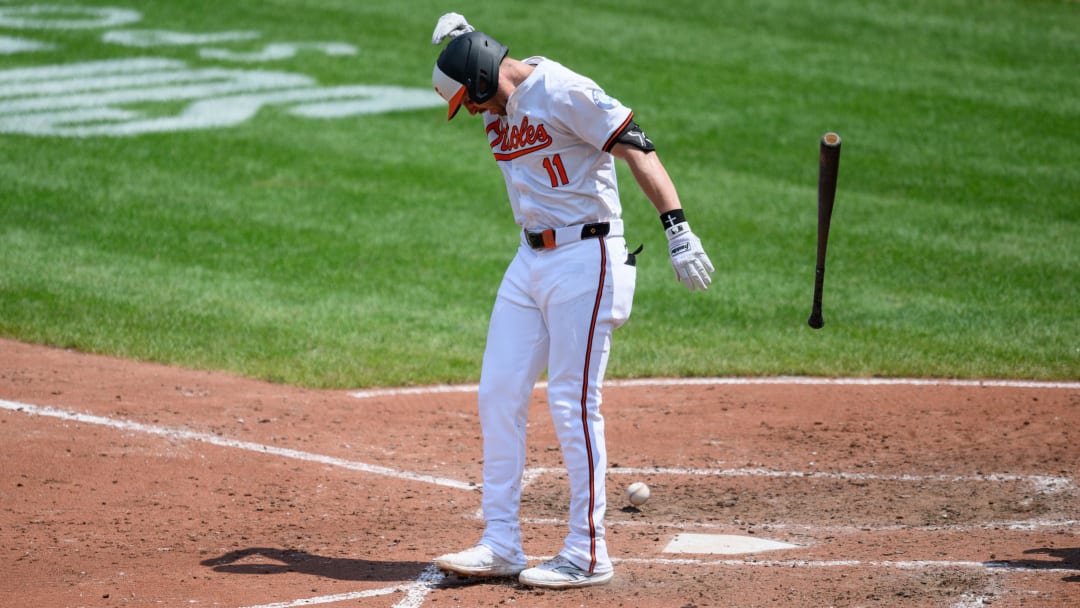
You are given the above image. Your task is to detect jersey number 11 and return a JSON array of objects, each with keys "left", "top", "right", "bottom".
[{"left": 542, "top": 154, "right": 569, "bottom": 187}]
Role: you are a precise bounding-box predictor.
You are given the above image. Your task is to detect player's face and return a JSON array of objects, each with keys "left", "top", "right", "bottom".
[{"left": 463, "top": 90, "right": 506, "bottom": 116}]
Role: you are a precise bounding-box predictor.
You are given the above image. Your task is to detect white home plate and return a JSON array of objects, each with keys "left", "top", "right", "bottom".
[{"left": 663, "top": 533, "right": 800, "bottom": 555}]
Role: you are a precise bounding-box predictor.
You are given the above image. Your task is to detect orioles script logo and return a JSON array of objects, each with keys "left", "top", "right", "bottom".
[{"left": 489, "top": 115, "right": 552, "bottom": 161}]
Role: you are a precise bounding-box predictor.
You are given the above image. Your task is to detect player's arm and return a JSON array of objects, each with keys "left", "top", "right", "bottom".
[
  {"left": 610, "top": 125, "right": 715, "bottom": 291},
  {"left": 610, "top": 142, "right": 680, "bottom": 215}
]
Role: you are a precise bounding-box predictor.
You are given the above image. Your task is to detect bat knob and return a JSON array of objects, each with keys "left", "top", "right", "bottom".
[{"left": 807, "top": 312, "right": 824, "bottom": 329}]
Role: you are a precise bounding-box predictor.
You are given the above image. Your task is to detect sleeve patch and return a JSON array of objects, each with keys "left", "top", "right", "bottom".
[{"left": 592, "top": 89, "right": 618, "bottom": 110}]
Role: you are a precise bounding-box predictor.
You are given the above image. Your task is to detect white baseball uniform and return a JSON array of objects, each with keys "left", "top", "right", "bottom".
[{"left": 476, "top": 56, "right": 636, "bottom": 575}]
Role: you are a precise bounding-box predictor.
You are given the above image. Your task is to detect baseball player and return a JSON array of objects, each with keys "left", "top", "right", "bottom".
[{"left": 429, "top": 13, "right": 713, "bottom": 589}]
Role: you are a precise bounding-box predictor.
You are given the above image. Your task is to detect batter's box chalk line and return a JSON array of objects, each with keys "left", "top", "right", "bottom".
[
  {"left": 523, "top": 465, "right": 1075, "bottom": 495},
  {"left": 235, "top": 564, "right": 443, "bottom": 608}
]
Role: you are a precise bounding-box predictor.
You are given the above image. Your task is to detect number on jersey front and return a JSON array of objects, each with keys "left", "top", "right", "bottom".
[{"left": 542, "top": 154, "right": 569, "bottom": 187}]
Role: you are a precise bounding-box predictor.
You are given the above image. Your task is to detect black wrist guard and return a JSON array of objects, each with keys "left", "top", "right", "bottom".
[{"left": 659, "top": 209, "right": 686, "bottom": 230}]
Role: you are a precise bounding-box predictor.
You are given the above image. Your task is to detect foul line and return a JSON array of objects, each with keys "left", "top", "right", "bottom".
[
  {"left": 0, "top": 399, "right": 474, "bottom": 491},
  {"left": 349, "top": 376, "right": 1080, "bottom": 399}
]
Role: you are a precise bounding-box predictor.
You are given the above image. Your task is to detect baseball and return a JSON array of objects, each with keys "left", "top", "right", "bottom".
[{"left": 626, "top": 481, "right": 650, "bottom": 506}]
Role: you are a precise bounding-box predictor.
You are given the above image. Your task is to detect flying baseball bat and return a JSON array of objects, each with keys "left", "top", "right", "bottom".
[{"left": 807, "top": 132, "right": 842, "bottom": 329}]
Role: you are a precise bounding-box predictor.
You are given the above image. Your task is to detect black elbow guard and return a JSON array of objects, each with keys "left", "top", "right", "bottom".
[{"left": 611, "top": 120, "right": 655, "bottom": 153}]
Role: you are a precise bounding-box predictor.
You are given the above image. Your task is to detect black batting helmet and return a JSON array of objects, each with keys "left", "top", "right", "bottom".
[{"left": 432, "top": 31, "right": 508, "bottom": 120}]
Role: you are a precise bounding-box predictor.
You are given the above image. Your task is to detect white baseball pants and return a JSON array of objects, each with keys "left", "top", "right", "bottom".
[{"left": 477, "top": 228, "right": 635, "bottom": 574}]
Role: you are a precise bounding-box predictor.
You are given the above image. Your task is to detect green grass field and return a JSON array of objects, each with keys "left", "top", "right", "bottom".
[{"left": 1, "top": 0, "right": 1077, "bottom": 387}]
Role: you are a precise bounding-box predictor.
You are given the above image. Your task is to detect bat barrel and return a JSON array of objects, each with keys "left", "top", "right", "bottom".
[{"left": 817, "top": 133, "right": 842, "bottom": 242}]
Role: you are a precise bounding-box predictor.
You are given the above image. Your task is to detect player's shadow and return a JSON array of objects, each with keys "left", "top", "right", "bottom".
[
  {"left": 200, "top": 547, "right": 429, "bottom": 582},
  {"left": 986, "top": 547, "right": 1080, "bottom": 582}
]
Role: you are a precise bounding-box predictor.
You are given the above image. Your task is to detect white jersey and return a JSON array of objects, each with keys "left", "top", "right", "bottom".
[{"left": 481, "top": 57, "right": 634, "bottom": 231}]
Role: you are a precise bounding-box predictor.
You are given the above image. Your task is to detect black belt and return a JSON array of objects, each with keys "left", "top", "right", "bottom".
[{"left": 525, "top": 222, "right": 610, "bottom": 250}]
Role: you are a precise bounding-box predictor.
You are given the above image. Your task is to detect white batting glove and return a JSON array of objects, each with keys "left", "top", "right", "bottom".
[
  {"left": 432, "top": 12, "right": 475, "bottom": 45},
  {"left": 666, "top": 222, "right": 715, "bottom": 291}
]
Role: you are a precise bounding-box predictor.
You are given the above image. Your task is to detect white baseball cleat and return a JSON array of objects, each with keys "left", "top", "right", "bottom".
[
  {"left": 518, "top": 555, "right": 614, "bottom": 589},
  {"left": 433, "top": 545, "right": 526, "bottom": 578}
]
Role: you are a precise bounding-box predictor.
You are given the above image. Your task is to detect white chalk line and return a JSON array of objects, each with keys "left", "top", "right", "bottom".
[
  {"left": 611, "top": 556, "right": 1077, "bottom": 573},
  {"left": 478, "top": 466, "right": 1076, "bottom": 533},
  {"left": 0, "top": 399, "right": 474, "bottom": 490},
  {"left": 237, "top": 585, "right": 398, "bottom": 608},
  {"left": 517, "top": 516, "right": 1079, "bottom": 534},
  {"left": 606, "top": 377, "right": 1080, "bottom": 390},
  {"left": 526, "top": 466, "right": 1074, "bottom": 495},
  {"left": 952, "top": 595, "right": 992, "bottom": 608},
  {"left": 236, "top": 564, "right": 443, "bottom": 608},
  {"left": 349, "top": 376, "right": 1080, "bottom": 399}
]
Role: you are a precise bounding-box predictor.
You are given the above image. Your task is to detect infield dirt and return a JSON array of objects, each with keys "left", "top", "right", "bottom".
[{"left": 2, "top": 339, "right": 1077, "bottom": 607}]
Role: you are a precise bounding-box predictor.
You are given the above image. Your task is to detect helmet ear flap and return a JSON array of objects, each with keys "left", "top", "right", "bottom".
[{"left": 475, "top": 75, "right": 492, "bottom": 99}]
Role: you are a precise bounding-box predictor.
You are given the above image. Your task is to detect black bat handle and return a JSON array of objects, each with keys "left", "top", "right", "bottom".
[{"left": 808, "top": 266, "right": 825, "bottom": 328}]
